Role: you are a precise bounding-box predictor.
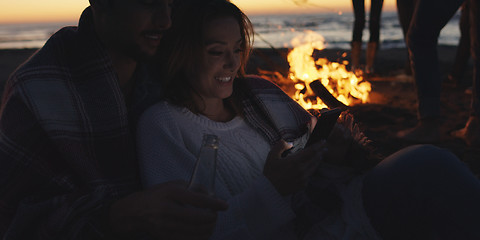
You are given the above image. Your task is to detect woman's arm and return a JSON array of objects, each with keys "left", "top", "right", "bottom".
[{"left": 137, "top": 103, "right": 299, "bottom": 239}]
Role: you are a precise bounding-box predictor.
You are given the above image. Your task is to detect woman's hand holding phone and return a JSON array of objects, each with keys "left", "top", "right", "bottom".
[{"left": 304, "top": 108, "right": 343, "bottom": 147}]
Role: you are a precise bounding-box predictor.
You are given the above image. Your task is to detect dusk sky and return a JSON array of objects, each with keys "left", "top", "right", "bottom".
[{"left": 0, "top": 0, "right": 397, "bottom": 24}]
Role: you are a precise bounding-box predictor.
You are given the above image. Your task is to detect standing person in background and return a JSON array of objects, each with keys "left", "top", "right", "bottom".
[
  {"left": 396, "top": 0, "right": 480, "bottom": 144},
  {"left": 0, "top": 0, "right": 227, "bottom": 239},
  {"left": 395, "top": 0, "right": 416, "bottom": 75},
  {"left": 449, "top": 0, "right": 472, "bottom": 90},
  {"left": 350, "top": 0, "right": 384, "bottom": 75},
  {"left": 451, "top": 0, "right": 480, "bottom": 145}
]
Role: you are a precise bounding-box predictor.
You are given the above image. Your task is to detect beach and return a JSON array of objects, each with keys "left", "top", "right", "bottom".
[{"left": 1, "top": 46, "right": 478, "bottom": 176}]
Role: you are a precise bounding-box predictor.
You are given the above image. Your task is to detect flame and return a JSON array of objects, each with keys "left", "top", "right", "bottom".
[{"left": 286, "top": 30, "right": 371, "bottom": 110}]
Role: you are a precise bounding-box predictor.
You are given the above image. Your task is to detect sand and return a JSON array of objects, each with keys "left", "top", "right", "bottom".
[{"left": 1, "top": 46, "right": 478, "bottom": 176}]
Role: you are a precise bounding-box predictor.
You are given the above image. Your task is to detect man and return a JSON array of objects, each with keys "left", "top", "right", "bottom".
[
  {"left": 396, "top": 0, "right": 480, "bottom": 144},
  {"left": 0, "top": 0, "right": 227, "bottom": 239}
]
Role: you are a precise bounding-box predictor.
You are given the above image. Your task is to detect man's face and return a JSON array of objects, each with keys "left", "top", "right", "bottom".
[{"left": 101, "top": 0, "right": 173, "bottom": 61}]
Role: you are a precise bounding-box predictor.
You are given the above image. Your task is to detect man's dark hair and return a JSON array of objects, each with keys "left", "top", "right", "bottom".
[{"left": 89, "top": 0, "right": 114, "bottom": 9}]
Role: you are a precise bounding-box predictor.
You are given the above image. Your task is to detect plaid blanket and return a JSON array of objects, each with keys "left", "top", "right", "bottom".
[
  {"left": 0, "top": 8, "right": 147, "bottom": 239},
  {"left": 239, "top": 76, "right": 312, "bottom": 146}
]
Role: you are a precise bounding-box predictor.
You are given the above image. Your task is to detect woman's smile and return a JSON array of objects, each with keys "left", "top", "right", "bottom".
[{"left": 215, "top": 76, "right": 233, "bottom": 83}]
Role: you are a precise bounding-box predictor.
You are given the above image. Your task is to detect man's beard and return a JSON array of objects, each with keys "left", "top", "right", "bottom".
[{"left": 123, "top": 43, "right": 157, "bottom": 62}]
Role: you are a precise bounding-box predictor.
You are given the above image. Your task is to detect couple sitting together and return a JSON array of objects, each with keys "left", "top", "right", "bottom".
[{"left": 1, "top": 0, "right": 480, "bottom": 239}]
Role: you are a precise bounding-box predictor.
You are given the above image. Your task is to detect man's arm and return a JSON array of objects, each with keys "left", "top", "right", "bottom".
[
  {"left": 0, "top": 83, "right": 228, "bottom": 240},
  {"left": 0, "top": 85, "right": 122, "bottom": 239},
  {"left": 109, "top": 181, "right": 228, "bottom": 239}
]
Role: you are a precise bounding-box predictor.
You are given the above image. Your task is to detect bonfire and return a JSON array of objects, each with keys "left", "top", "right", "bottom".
[{"left": 260, "top": 30, "right": 372, "bottom": 110}]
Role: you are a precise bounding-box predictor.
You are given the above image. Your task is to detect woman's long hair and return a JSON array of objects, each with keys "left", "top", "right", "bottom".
[{"left": 158, "top": 0, "right": 254, "bottom": 114}]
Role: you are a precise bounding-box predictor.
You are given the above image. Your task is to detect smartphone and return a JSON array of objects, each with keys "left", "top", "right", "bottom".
[
  {"left": 281, "top": 108, "right": 342, "bottom": 157},
  {"left": 304, "top": 108, "right": 343, "bottom": 147}
]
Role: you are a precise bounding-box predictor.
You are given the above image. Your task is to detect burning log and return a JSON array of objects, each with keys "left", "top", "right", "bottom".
[
  {"left": 258, "top": 31, "right": 371, "bottom": 111},
  {"left": 309, "top": 80, "right": 348, "bottom": 110}
]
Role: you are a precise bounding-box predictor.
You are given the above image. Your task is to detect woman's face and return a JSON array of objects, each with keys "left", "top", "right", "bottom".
[{"left": 190, "top": 16, "right": 243, "bottom": 104}]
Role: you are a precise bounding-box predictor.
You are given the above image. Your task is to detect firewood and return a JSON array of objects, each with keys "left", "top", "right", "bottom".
[{"left": 309, "top": 80, "right": 348, "bottom": 110}]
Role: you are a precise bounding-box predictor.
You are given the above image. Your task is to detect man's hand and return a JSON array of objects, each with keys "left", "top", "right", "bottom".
[
  {"left": 109, "top": 181, "right": 228, "bottom": 240},
  {"left": 324, "top": 113, "right": 370, "bottom": 165},
  {"left": 263, "top": 140, "right": 326, "bottom": 196},
  {"left": 324, "top": 122, "right": 353, "bottom": 165}
]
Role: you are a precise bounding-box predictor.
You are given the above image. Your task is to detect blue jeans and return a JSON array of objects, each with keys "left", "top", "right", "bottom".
[{"left": 363, "top": 145, "right": 480, "bottom": 239}]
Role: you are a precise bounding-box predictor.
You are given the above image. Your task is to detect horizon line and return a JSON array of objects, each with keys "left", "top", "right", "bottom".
[{"left": 0, "top": 9, "right": 400, "bottom": 25}]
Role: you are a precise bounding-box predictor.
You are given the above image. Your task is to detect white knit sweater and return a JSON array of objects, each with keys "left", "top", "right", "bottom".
[
  {"left": 137, "top": 101, "right": 382, "bottom": 240},
  {"left": 137, "top": 101, "right": 298, "bottom": 240}
]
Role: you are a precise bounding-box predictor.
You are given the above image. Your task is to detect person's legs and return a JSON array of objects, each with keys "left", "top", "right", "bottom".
[
  {"left": 396, "top": 0, "right": 416, "bottom": 75},
  {"left": 365, "top": 0, "right": 384, "bottom": 74},
  {"left": 408, "top": 0, "right": 464, "bottom": 120},
  {"left": 352, "top": 0, "right": 366, "bottom": 43},
  {"left": 469, "top": 0, "right": 480, "bottom": 116},
  {"left": 449, "top": 1, "right": 471, "bottom": 87},
  {"left": 396, "top": 0, "right": 416, "bottom": 38},
  {"left": 351, "top": 0, "right": 366, "bottom": 71},
  {"left": 451, "top": 0, "right": 480, "bottom": 146},
  {"left": 368, "top": 0, "right": 384, "bottom": 43},
  {"left": 363, "top": 145, "right": 480, "bottom": 240},
  {"left": 397, "top": 0, "right": 465, "bottom": 142}
]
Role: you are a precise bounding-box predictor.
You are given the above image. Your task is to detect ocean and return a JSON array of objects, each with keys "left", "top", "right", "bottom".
[{"left": 0, "top": 11, "right": 461, "bottom": 50}]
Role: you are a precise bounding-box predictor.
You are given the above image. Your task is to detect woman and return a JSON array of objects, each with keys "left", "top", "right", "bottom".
[
  {"left": 139, "top": 2, "right": 323, "bottom": 239},
  {"left": 137, "top": 0, "right": 480, "bottom": 239}
]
